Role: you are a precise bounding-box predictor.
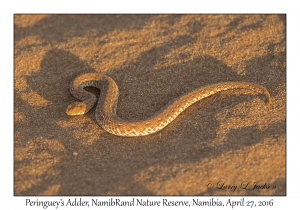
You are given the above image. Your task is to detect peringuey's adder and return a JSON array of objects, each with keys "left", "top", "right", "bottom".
[{"left": 66, "top": 73, "right": 271, "bottom": 137}]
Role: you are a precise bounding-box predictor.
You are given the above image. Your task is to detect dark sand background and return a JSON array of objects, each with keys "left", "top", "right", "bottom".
[{"left": 14, "top": 14, "right": 286, "bottom": 195}]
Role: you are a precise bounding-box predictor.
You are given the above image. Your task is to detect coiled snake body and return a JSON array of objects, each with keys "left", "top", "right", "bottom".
[{"left": 66, "top": 73, "right": 271, "bottom": 137}]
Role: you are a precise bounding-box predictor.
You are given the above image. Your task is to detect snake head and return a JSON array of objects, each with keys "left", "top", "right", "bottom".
[{"left": 66, "top": 102, "right": 89, "bottom": 116}]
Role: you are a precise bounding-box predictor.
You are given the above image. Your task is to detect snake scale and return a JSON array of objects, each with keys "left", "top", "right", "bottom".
[{"left": 66, "top": 73, "right": 271, "bottom": 137}]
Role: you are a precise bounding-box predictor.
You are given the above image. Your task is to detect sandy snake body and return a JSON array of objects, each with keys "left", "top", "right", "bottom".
[{"left": 66, "top": 73, "right": 271, "bottom": 137}]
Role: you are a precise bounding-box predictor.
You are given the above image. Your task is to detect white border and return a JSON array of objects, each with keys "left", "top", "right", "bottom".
[{"left": 2, "top": 0, "right": 298, "bottom": 209}]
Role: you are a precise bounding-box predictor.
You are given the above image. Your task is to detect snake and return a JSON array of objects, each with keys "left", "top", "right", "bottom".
[{"left": 66, "top": 73, "right": 271, "bottom": 137}]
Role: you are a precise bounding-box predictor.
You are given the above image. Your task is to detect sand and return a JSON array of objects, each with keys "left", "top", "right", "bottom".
[{"left": 14, "top": 14, "right": 286, "bottom": 195}]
